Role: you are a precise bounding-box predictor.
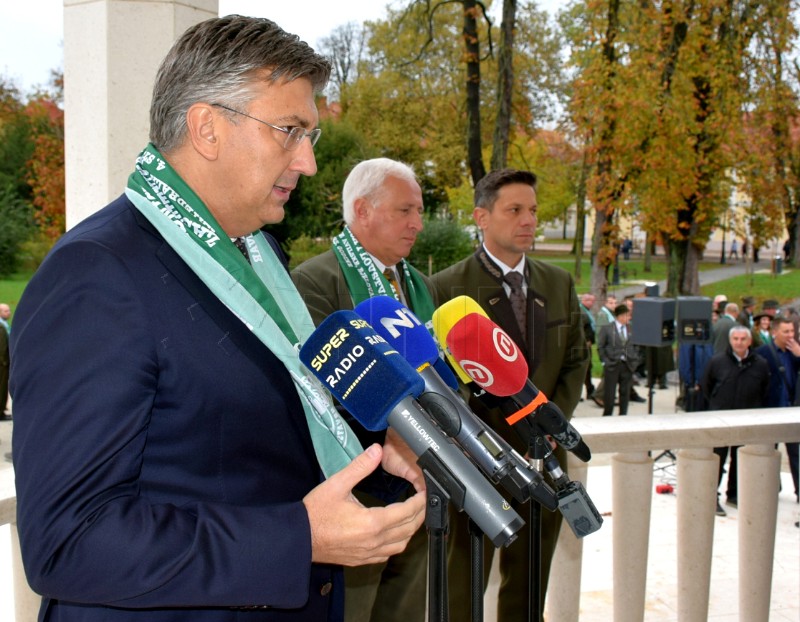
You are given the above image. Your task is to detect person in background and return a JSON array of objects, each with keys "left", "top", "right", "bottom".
[
  {"left": 9, "top": 16, "right": 425, "bottom": 622},
  {"left": 712, "top": 302, "right": 739, "bottom": 355},
  {"left": 596, "top": 294, "right": 617, "bottom": 329},
  {"left": 756, "top": 316, "right": 800, "bottom": 504},
  {"left": 579, "top": 292, "right": 597, "bottom": 401},
  {"left": 751, "top": 312, "right": 773, "bottom": 348},
  {"left": 700, "top": 326, "right": 770, "bottom": 517},
  {"left": 0, "top": 303, "right": 9, "bottom": 420},
  {"left": 292, "top": 157, "right": 434, "bottom": 622},
  {"left": 737, "top": 296, "right": 755, "bottom": 328},
  {"left": 597, "top": 304, "right": 641, "bottom": 417},
  {"left": 431, "top": 168, "right": 588, "bottom": 622}
]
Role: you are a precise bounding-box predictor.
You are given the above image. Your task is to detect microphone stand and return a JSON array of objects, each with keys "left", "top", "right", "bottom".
[
  {"left": 468, "top": 518, "right": 485, "bottom": 622},
  {"left": 527, "top": 432, "right": 548, "bottom": 622},
  {"left": 424, "top": 471, "right": 450, "bottom": 622}
]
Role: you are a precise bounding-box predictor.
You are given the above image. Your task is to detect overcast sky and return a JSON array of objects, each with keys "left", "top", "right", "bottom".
[{"left": 1, "top": 0, "right": 565, "bottom": 95}]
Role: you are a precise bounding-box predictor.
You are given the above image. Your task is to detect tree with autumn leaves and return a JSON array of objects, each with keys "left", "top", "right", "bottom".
[
  {"left": 564, "top": 0, "right": 799, "bottom": 296},
  {"left": 0, "top": 73, "right": 64, "bottom": 277}
]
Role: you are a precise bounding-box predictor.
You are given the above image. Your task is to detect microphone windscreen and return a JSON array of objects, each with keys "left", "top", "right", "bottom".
[
  {"left": 446, "top": 313, "right": 529, "bottom": 397},
  {"left": 354, "top": 296, "right": 438, "bottom": 368},
  {"left": 432, "top": 356, "right": 459, "bottom": 390},
  {"left": 299, "top": 310, "right": 424, "bottom": 431},
  {"left": 431, "top": 296, "right": 489, "bottom": 384}
]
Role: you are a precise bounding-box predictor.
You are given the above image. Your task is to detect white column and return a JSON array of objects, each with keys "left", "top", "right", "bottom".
[
  {"left": 676, "top": 447, "right": 718, "bottom": 622},
  {"left": 11, "top": 523, "right": 39, "bottom": 621},
  {"left": 63, "top": 0, "right": 218, "bottom": 229},
  {"left": 737, "top": 444, "right": 780, "bottom": 621},
  {"left": 612, "top": 451, "right": 652, "bottom": 622},
  {"left": 545, "top": 455, "right": 588, "bottom": 622}
]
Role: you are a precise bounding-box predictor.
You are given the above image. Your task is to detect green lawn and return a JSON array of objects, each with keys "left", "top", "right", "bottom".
[{"left": 0, "top": 272, "right": 33, "bottom": 321}]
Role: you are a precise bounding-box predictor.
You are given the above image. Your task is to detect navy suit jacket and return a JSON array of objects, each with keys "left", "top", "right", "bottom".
[
  {"left": 756, "top": 342, "right": 800, "bottom": 408},
  {"left": 10, "top": 196, "right": 342, "bottom": 621}
]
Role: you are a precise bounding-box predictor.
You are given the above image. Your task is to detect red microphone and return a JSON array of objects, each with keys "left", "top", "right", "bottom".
[{"left": 445, "top": 312, "right": 591, "bottom": 462}]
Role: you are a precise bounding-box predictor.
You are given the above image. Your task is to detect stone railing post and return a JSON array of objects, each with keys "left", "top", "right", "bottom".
[
  {"left": 612, "top": 451, "right": 653, "bottom": 622},
  {"left": 676, "top": 447, "right": 718, "bottom": 621},
  {"left": 737, "top": 443, "right": 780, "bottom": 621}
]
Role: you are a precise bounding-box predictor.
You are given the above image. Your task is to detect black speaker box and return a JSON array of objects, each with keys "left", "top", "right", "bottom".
[
  {"left": 630, "top": 297, "right": 675, "bottom": 346},
  {"left": 676, "top": 296, "right": 713, "bottom": 343}
]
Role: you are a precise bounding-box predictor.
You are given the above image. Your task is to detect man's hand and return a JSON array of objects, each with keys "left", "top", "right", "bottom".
[
  {"left": 381, "top": 427, "right": 425, "bottom": 493},
  {"left": 303, "top": 444, "right": 426, "bottom": 567}
]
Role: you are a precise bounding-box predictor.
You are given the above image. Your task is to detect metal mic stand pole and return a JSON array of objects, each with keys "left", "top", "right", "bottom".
[
  {"left": 527, "top": 432, "right": 547, "bottom": 622},
  {"left": 424, "top": 472, "right": 450, "bottom": 622},
  {"left": 468, "top": 518, "right": 485, "bottom": 622}
]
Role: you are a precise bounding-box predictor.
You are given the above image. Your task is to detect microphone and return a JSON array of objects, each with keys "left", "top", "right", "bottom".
[
  {"left": 298, "top": 310, "right": 525, "bottom": 547},
  {"left": 441, "top": 308, "right": 592, "bottom": 463},
  {"left": 353, "top": 296, "right": 558, "bottom": 510},
  {"left": 431, "top": 295, "right": 489, "bottom": 385},
  {"left": 434, "top": 301, "right": 602, "bottom": 538}
]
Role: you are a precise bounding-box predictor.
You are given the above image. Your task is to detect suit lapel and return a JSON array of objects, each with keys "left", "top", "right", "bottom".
[{"left": 526, "top": 261, "right": 547, "bottom": 376}]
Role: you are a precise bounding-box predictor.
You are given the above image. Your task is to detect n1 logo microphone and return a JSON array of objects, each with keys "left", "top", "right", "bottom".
[
  {"left": 298, "top": 310, "right": 525, "bottom": 547},
  {"left": 354, "top": 296, "right": 558, "bottom": 510}
]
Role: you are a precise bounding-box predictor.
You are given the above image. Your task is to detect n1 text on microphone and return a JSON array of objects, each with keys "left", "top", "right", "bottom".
[{"left": 353, "top": 295, "right": 558, "bottom": 511}]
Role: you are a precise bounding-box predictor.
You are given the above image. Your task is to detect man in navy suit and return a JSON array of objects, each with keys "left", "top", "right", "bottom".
[
  {"left": 756, "top": 315, "right": 800, "bottom": 503},
  {"left": 9, "top": 16, "right": 424, "bottom": 622}
]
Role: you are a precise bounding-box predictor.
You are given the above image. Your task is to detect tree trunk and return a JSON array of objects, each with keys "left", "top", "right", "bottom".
[
  {"left": 573, "top": 151, "right": 590, "bottom": 283},
  {"left": 463, "top": 0, "right": 485, "bottom": 184},
  {"left": 490, "top": 0, "right": 516, "bottom": 172}
]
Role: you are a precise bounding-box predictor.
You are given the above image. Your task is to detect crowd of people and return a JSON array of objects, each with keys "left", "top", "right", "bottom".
[
  {"left": 581, "top": 288, "right": 799, "bottom": 519},
  {"left": 677, "top": 294, "right": 800, "bottom": 518}
]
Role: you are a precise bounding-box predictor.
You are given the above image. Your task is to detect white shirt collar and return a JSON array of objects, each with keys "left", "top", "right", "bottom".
[{"left": 482, "top": 244, "right": 525, "bottom": 276}]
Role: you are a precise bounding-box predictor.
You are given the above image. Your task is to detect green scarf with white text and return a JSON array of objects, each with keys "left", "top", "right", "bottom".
[
  {"left": 332, "top": 225, "right": 435, "bottom": 325},
  {"left": 125, "top": 143, "right": 362, "bottom": 478}
]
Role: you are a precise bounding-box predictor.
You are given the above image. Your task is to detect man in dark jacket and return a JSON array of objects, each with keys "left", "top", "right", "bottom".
[
  {"left": 701, "top": 325, "right": 770, "bottom": 516},
  {"left": 579, "top": 292, "right": 597, "bottom": 400},
  {"left": 756, "top": 316, "right": 800, "bottom": 503}
]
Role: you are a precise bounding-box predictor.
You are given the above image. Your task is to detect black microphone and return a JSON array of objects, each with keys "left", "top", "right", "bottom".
[
  {"left": 354, "top": 296, "right": 558, "bottom": 510},
  {"left": 298, "top": 310, "right": 525, "bottom": 548}
]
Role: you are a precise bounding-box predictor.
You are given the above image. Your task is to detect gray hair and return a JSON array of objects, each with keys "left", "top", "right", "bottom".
[
  {"left": 150, "top": 15, "right": 331, "bottom": 153},
  {"left": 728, "top": 325, "right": 751, "bottom": 340},
  {"left": 342, "top": 158, "right": 418, "bottom": 226}
]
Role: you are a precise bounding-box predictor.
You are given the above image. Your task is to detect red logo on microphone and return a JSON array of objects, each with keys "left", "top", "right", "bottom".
[
  {"left": 493, "top": 327, "right": 519, "bottom": 363},
  {"left": 459, "top": 359, "right": 494, "bottom": 388}
]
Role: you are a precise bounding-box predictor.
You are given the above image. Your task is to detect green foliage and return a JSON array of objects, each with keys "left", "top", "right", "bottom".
[
  {"left": 0, "top": 183, "right": 35, "bottom": 277},
  {"left": 287, "top": 234, "right": 331, "bottom": 270},
  {"left": 266, "top": 118, "right": 375, "bottom": 246},
  {"left": 699, "top": 267, "right": 800, "bottom": 309},
  {"left": 408, "top": 216, "right": 475, "bottom": 276}
]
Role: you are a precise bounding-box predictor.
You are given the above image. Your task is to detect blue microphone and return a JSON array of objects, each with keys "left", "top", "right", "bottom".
[
  {"left": 354, "top": 296, "right": 558, "bottom": 510},
  {"left": 298, "top": 310, "right": 525, "bottom": 547}
]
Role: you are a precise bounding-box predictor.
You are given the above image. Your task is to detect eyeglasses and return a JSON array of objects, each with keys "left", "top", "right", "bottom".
[{"left": 211, "top": 103, "right": 321, "bottom": 151}]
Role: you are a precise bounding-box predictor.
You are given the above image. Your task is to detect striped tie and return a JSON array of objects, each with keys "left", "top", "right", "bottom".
[{"left": 503, "top": 271, "right": 527, "bottom": 341}]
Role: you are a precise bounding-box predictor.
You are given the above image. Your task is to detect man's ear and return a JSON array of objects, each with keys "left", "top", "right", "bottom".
[
  {"left": 185, "top": 103, "right": 219, "bottom": 161},
  {"left": 353, "top": 197, "right": 371, "bottom": 223},
  {"left": 473, "top": 206, "right": 488, "bottom": 230}
]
